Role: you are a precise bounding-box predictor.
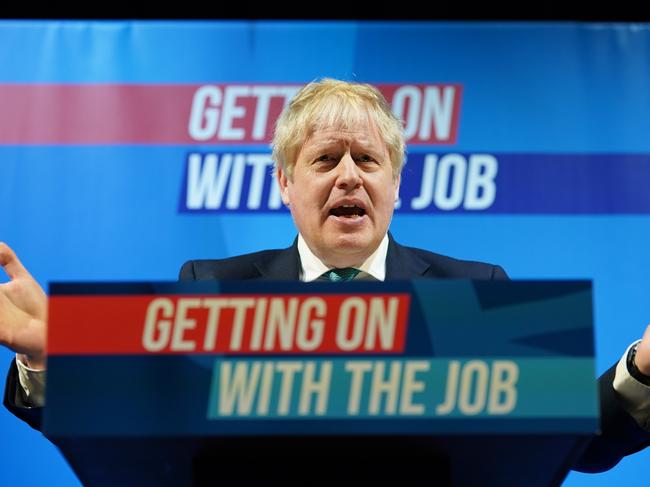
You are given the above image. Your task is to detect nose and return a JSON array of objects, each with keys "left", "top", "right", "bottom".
[{"left": 335, "top": 152, "right": 362, "bottom": 190}]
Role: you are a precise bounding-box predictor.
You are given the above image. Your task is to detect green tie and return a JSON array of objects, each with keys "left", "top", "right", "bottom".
[{"left": 320, "top": 267, "right": 361, "bottom": 282}]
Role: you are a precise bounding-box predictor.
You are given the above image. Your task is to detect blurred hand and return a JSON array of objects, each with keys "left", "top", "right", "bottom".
[
  {"left": 0, "top": 243, "right": 47, "bottom": 370},
  {"left": 634, "top": 325, "right": 650, "bottom": 377}
]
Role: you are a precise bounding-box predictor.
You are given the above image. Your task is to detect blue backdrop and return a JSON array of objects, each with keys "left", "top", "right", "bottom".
[{"left": 0, "top": 20, "right": 649, "bottom": 486}]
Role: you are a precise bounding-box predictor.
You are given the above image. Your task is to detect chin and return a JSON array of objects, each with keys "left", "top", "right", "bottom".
[{"left": 322, "top": 234, "right": 377, "bottom": 265}]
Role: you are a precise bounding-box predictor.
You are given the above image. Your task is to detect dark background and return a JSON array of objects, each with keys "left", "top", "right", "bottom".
[{"left": 3, "top": 2, "right": 648, "bottom": 22}]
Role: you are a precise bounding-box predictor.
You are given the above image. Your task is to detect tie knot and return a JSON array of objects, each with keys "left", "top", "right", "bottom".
[{"left": 321, "top": 267, "right": 361, "bottom": 282}]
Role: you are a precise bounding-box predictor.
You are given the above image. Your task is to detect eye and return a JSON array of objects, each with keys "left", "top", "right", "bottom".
[
  {"left": 356, "top": 154, "right": 375, "bottom": 163},
  {"left": 314, "top": 154, "right": 343, "bottom": 169}
]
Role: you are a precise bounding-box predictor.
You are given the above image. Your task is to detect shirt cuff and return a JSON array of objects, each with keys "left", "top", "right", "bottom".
[
  {"left": 15, "top": 354, "right": 46, "bottom": 408},
  {"left": 613, "top": 340, "right": 650, "bottom": 430}
]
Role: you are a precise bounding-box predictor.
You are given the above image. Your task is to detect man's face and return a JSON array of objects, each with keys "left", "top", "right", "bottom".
[{"left": 277, "top": 120, "right": 400, "bottom": 268}]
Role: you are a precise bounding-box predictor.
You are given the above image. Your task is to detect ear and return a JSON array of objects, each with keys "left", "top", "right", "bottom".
[
  {"left": 393, "top": 173, "right": 401, "bottom": 202},
  {"left": 276, "top": 167, "right": 291, "bottom": 206}
]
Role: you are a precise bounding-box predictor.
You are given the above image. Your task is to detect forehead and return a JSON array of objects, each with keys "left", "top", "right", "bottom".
[{"left": 302, "top": 120, "right": 387, "bottom": 152}]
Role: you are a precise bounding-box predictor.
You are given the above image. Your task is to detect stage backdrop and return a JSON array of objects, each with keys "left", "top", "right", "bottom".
[{"left": 1, "top": 20, "right": 649, "bottom": 486}]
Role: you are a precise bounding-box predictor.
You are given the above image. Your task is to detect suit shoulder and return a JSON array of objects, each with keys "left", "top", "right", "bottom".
[
  {"left": 180, "top": 248, "right": 287, "bottom": 281},
  {"left": 401, "top": 244, "right": 508, "bottom": 280}
]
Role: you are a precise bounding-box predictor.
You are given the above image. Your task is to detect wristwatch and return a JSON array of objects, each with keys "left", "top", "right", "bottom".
[{"left": 627, "top": 342, "right": 650, "bottom": 386}]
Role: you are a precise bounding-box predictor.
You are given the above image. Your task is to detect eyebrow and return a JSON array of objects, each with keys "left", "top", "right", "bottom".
[
  {"left": 307, "top": 136, "right": 377, "bottom": 153},
  {"left": 308, "top": 140, "right": 339, "bottom": 151}
]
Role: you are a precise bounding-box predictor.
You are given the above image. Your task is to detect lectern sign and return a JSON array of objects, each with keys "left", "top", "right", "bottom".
[{"left": 44, "top": 280, "right": 597, "bottom": 437}]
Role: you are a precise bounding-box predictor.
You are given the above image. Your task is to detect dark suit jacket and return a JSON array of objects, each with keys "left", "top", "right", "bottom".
[
  {"left": 178, "top": 234, "right": 507, "bottom": 282},
  {"left": 5, "top": 236, "right": 650, "bottom": 474}
]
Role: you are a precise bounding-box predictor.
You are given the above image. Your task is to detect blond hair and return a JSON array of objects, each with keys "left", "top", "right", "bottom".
[{"left": 272, "top": 78, "right": 405, "bottom": 179}]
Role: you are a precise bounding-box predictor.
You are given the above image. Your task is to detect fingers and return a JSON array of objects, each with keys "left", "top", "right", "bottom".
[
  {"left": 0, "top": 291, "right": 32, "bottom": 349},
  {"left": 633, "top": 324, "right": 650, "bottom": 376},
  {"left": 0, "top": 304, "right": 46, "bottom": 359},
  {"left": 0, "top": 242, "right": 30, "bottom": 280},
  {"left": 639, "top": 324, "right": 650, "bottom": 346}
]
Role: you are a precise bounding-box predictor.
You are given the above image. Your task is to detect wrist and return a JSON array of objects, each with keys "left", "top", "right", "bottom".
[
  {"left": 17, "top": 353, "right": 46, "bottom": 371},
  {"left": 627, "top": 342, "right": 650, "bottom": 386}
]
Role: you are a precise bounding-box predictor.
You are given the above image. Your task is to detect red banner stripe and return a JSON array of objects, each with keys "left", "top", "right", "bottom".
[
  {"left": 48, "top": 294, "right": 410, "bottom": 355},
  {"left": 0, "top": 83, "right": 460, "bottom": 145}
]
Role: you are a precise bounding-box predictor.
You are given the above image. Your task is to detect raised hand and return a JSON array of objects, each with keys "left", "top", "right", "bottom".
[
  {"left": 634, "top": 325, "right": 650, "bottom": 377},
  {"left": 0, "top": 243, "right": 47, "bottom": 370}
]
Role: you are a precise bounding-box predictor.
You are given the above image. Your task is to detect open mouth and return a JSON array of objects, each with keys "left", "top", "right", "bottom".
[{"left": 329, "top": 204, "right": 366, "bottom": 218}]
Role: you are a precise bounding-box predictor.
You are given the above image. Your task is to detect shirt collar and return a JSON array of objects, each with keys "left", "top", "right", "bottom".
[{"left": 297, "top": 234, "right": 388, "bottom": 282}]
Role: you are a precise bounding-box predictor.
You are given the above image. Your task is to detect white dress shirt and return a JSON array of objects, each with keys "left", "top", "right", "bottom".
[{"left": 297, "top": 233, "right": 388, "bottom": 282}]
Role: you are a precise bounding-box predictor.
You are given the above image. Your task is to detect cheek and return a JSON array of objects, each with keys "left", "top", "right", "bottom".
[
  {"left": 306, "top": 181, "right": 332, "bottom": 206},
  {"left": 368, "top": 179, "right": 397, "bottom": 207},
  {"left": 290, "top": 175, "right": 335, "bottom": 216},
  {"left": 289, "top": 192, "right": 318, "bottom": 225}
]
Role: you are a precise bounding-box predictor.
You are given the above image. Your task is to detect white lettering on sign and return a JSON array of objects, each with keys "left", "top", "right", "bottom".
[
  {"left": 435, "top": 360, "right": 518, "bottom": 415},
  {"left": 345, "top": 360, "right": 430, "bottom": 415},
  {"left": 142, "top": 296, "right": 402, "bottom": 353},
  {"left": 188, "top": 84, "right": 459, "bottom": 144},
  {"left": 217, "top": 360, "right": 332, "bottom": 416},
  {"left": 188, "top": 85, "right": 301, "bottom": 141},
  {"left": 335, "top": 297, "right": 400, "bottom": 351},
  {"left": 185, "top": 152, "right": 276, "bottom": 210},
  {"left": 391, "top": 85, "right": 457, "bottom": 141},
  {"left": 410, "top": 154, "right": 498, "bottom": 211}
]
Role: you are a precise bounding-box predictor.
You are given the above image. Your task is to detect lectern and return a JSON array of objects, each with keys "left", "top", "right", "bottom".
[{"left": 44, "top": 280, "right": 597, "bottom": 486}]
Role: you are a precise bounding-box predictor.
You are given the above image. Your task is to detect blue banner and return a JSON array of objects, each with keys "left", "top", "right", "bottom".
[{"left": 1, "top": 20, "right": 649, "bottom": 487}]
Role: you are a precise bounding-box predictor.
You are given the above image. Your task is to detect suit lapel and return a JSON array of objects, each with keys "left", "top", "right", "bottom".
[
  {"left": 252, "top": 238, "right": 301, "bottom": 280},
  {"left": 385, "top": 234, "right": 432, "bottom": 279}
]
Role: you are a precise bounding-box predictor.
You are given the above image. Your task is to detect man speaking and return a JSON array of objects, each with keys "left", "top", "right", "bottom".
[{"left": 2, "top": 78, "right": 650, "bottom": 474}]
